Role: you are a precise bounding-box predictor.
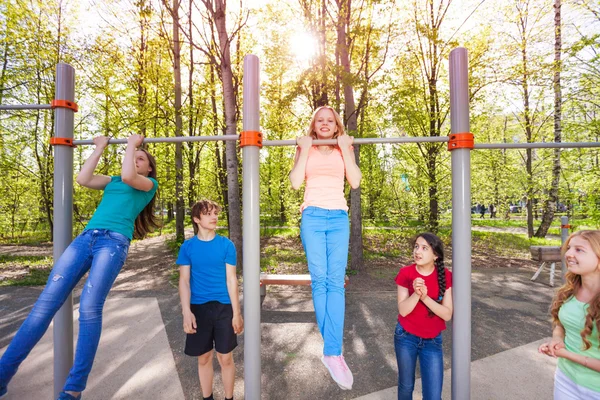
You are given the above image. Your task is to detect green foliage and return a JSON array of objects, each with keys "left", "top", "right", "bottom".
[{"left": 1, "top": 0, "right": 600, "bottom": 246}]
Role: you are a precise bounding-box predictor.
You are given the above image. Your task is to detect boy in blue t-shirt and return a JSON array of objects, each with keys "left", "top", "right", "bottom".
[{"left": 176, "top": 199, "right": 243, "bottom": 400}]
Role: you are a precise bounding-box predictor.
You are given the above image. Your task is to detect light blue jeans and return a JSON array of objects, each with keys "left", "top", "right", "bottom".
[
  {"left": 0, "top": 229, "right": 130, "bottom": 393},
  {"left": 394, "top": 322, "right": 444, "bottom": 400},
  {"left": 300, "top": 206, "right": 349, "bottom": 356}
]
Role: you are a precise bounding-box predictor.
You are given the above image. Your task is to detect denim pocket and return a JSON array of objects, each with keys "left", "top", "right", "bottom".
[
  {"left": 394, "top": 322, "right": 408, "bottom": 338},
  {"left": 107, "top": 230, "right": 131, "bottom": 245},
  {"left": 302, "top": 206, "right": 317, "bottom": 217},
  {"left": 432, "top": 334, "right": 443, "bottom": 346}
]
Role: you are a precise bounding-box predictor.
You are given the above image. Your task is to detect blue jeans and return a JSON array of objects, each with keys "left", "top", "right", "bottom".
[
  {"left": 0, "top": 229, "right": 130, "bottom": 393},
  {"left": 300, "top": 206, "right": 349, "bottom": 356},
  {"left": 394, "top": 322, "right": 444, "bottom": 400}
]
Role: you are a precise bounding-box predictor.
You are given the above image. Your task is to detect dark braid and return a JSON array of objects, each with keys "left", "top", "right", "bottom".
[{"left": 435, "top": 257, "right": 446, "bottom": 304}]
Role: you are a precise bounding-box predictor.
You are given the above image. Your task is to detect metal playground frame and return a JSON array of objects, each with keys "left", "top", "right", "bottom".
[{"left": 3, "top": 47, "right": 600, "bottom": 399}]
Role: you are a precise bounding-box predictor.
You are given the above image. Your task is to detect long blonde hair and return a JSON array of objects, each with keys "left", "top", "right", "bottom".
[
  {"left": 305, "top": 106, "right": 346, "bottom": 139},
  {"left": 550, "top": 230, "right": 600, "bottom": 350}
]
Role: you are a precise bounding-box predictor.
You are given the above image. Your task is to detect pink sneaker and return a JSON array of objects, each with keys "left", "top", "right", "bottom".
[{"left": 321, "top": 355, "right": 353, "bottom": 390}]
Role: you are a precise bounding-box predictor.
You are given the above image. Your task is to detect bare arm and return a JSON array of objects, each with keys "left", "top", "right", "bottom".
[
  {"left": 121, "top": 134, "right": 154, "bottom": 192},
  {"left": 397, "top": 285, "right": 421, "bottom": 317},
  {"left": 338, "top": 136, "right": 362, "bottom": 189},
  {"left": 76, "top": 136, "right": 111, "bottom": 190},
  {"left": 226, "top": 263, "right": 244, "bottom": 334},
  {"left": 539, "top": 323, "right": 566, "bottom": 357},
  {"left": 421, "top": 287, "right": 453, "bottom": 321},
  {"left": 289, "top": 136, "right": 312, "bottom": 190},
  {"left": 178, "top": 265, "right": 196, "bottom": 334},
  {"left": 555, "top": 347, "right": 600, "bottom": 373}
]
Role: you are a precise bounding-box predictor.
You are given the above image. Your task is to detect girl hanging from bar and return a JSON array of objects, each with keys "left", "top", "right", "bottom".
[
  {"left": 289, "top": 106, "right": 361, "bottom": 391},
  {"left": 0, "top": 134, "right": 159, "bottom": 400}
]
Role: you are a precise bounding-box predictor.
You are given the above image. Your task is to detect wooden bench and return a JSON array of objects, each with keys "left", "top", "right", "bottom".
[
  {"left": 530, "top": 246, "right": 562, "bottom": 286},
  {"left": 259, "top": 273, "right": 350, "bottom": 297}
]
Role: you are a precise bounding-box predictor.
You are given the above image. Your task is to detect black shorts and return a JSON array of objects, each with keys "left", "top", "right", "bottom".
[{"left": 184, "top": 301, "right": 238, "bottom": 356}]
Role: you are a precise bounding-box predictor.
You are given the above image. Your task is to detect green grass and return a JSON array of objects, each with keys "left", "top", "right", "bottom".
[
  {"left": 0, "top": 255, "right": 53, "bottom": 286},
  {"left": 0, "top": 231, "right": 51, "bottom": 245},
  {"left": 471, "top": 230, "right": 560, "bottom": 258},
  {"left": 260, "top": 246, "right": 306, "bottom": 271},
  {"left": 260, "top": 227, "right": 299, "bottom": 237}
]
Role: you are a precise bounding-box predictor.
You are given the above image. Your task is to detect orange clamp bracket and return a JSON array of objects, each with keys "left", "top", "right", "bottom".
[
  {"left": 240, "top": 130, "right": 263, "bottom": 148},
  {"left": 448, "top": 132, "right": 474, "bottom": 151},
  {"left": 51, "top": 99, "right": 79, "bottom": 112},
  {"left": 49, "top": 137, "right": 75, "bottom": 147},
  {"left": 561, "top": 224, "right": 571, "bottom": 229}
]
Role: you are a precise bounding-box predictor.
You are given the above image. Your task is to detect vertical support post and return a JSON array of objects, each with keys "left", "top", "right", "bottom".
[
  {"left": 52, "top": 63, "right": 76, "bottom": 398},
  {"left": 560, "top": 216, "right": 569, "bottom": 281},
  {"left": 449, "top": 47, "right": 471, "bottom": 400},
  {"left": 242, "top": 54, "right": 261, "bottom": 400}
]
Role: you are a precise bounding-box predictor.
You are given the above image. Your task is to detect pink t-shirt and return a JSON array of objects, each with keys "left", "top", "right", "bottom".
[{"left": 300, "top": 146, "right": 348, "bottom": 212}]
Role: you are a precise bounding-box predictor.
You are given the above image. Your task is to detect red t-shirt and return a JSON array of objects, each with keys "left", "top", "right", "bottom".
[{"left": 395, "top": 263, "right": 453, "bottom": 339}]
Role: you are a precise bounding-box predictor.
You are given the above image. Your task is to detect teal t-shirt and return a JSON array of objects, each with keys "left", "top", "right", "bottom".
[
  {"left": 85, "top": 176, "right": 158, "bottom": 240},
  {"left": 557, "top": 296, "right": 600, "bottom": 392}
]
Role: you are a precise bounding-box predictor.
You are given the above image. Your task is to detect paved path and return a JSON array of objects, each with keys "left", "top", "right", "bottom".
[
  {"left": 0, "top": 233, "right": 560, "bottom": 399},
  {"left": 0, "top": 298, "right": 184, "bottom": 399}
]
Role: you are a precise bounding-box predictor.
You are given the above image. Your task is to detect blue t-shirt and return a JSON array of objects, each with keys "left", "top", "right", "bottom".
[
  {"left": 85, "top": 176, "right": 158, "bottom": 240},
  {"left": 176, "top": 234, "right": 237, "bottom": 304}
]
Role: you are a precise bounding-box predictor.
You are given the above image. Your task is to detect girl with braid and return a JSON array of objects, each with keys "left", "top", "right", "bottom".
[
  {"left": 539, "top": 230, "right": 600, "bottom": 399},
  {"left": 394, "top": 232, "right": 453, "bottom": 400}
]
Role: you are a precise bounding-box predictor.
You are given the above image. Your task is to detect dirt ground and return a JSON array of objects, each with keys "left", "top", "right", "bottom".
[{"left": 0, "top": 232, "right": 540, "bottom": 289}]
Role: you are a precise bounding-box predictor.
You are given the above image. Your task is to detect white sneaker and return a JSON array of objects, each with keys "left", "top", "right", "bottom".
[{"left": 321, "top": 355, "right": 353, "bottom": 390}]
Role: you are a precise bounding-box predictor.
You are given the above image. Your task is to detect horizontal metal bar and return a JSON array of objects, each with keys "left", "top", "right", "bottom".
[
  {"left": 70, "top": 136, "right": 600, "bottom": 149},
  {"left": 263, "top": 136, "right": 449, "bottom": 147},
  {"left": 72, "top": 135, "right": 239, "bottom": 145},
  {"left": 474, "top": 142, "right": 600, "bottom": 149},
  {"left": 0, "top": 104, "right": 52, "bottom": 110}
]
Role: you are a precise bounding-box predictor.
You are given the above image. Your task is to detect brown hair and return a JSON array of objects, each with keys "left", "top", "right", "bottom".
[
  {"left": 191, "top": 199, "right": 222, "bottom": 233},
  {"left": 306, "top": 106, "right": 346, "bottom": 140},
  {"left": 133, "top": 148, "right": 160, "bottom": 239},
  {"left": 550, "top": 230, "right": 600, "bottom": 350}
]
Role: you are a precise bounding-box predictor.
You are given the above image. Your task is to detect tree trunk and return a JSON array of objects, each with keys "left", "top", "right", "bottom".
[
  {"left": 336, "top": 0, "right": 364, "bottom": 271},
  {"left": 186, "top": 0, "right": 202, "bottom": 209},
  {"left": 136, "top": 1, "right": 149, "bottom": 137},
  {"left": 535, "top": 0, "right": 562, "bottom": 237},
  {"left": 172, "top": 0, "right": 185, "bottom": 241},
  {"left": 519, "top": 14, "right": 535, "bottom": 238},
  {"left": 212, "top": 0, "right": 243, "bottom": 268}
]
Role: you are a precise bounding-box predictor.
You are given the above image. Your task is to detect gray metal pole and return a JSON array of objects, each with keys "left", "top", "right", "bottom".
[
  {"left": 73, "top": 135, "right": 239, "bottom": 146},
  {"left": 262, "top": 136, "right": 448, "bottom": 147},
  {"left": 0, "top": 104, "right": 52, "bottom": 110},
  {"left": 52, "top": 63, "right": 76, "bottom": 398},
  {"left": 242, "top": 54, "right": 261, "bottom": 400},
  {"left": 449, "top": 47, "right": 471, "bottom": 400},
  {"left": 475, "top": 142, "right": 600, "bottom": 149},
  {"left": 561, "top": 216, "right": 569, "bottom": 281}
]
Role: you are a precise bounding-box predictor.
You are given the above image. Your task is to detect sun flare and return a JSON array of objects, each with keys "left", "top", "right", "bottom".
[{"left": 290, "top": 31, "right": 318, "bottom": 62}]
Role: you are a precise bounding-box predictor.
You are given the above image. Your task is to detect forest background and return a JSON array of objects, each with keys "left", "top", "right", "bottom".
[{"left": 1, "top": 0, "right": 599, "bottom": 272}]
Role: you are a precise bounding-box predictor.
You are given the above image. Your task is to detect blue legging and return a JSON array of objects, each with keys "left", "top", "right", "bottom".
[{"left": 300, "top": 206, "right": 349, "bottom": 356}]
